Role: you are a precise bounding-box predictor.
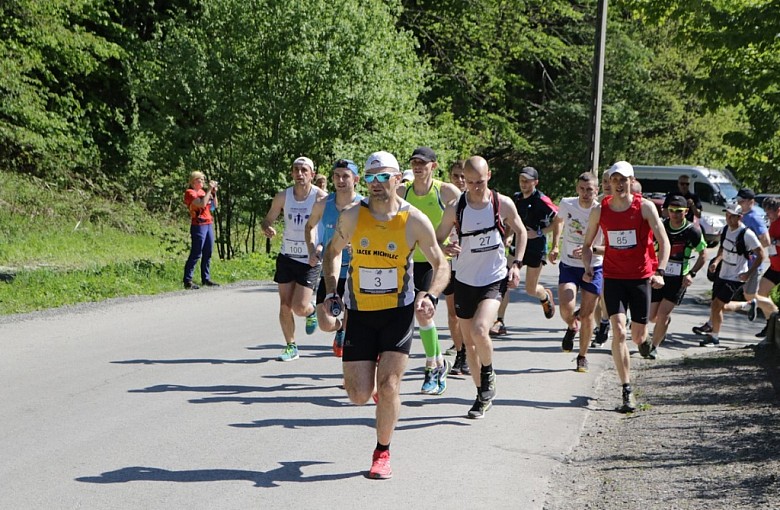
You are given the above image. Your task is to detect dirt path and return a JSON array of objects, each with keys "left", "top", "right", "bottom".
[{"left": 545, "top": 348, "right": 780, "bottom": 509}]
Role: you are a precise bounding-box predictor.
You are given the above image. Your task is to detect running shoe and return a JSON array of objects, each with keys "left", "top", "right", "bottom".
[
  {"left": 332, "top": 330, "right": 345, "bottom": 357},
  {"left": 541, "top": 288, "right": 556, "bottom": 319},
  {"left": 451, "top": 349, "right": 465, "bottom": 375},
  {"left": 277, "top": 343, "right": 299, "bottom": 362},
  {"left": 699, "top": 335, "right": 720, "bottom": 347},
  {"left": 305, "top": 305, "right": 318, "bottom": 335},
  {"left": 368, "top": 449, "right": 392, "bottom": 480},
  {"left": 576, "top": 355, "right": 588, "bottom": 373},
  {"left": 202, "top": 280, "right": 220, "bottom": 287},
  {"left": 638, "top": 339, "right": 652, "bottom": 358},
  {"left": 756, "top": 323, "right": 768, "bottom": 338},
  {"left": 421, "top": 368, "right": 437, "bottom": 394},
  {"left": 434, "top": 360, "right": 451, "bottom": 395},
  {"left": 489, "top": 319, "right": 507, "bottom": 336},
  {"left": 561, "top": 328, "right": 577, "bottom": 352},
  {"left": 445, "top": 343, "right": 457, "bottom": 356},
  {"left": 746, "top": 299, "right": 758, "bottom": 322},
  {"left": 648, "top": 346, "right": 658, "bottom": 360},
  {"left": 479, "top": 370, "right": 496, "bottom": 402},
  {"left": 183, "top": 280, "right": 200, "bottom": 290},
  {"left": 460, "top": 353, "right": 471, "bottom": 375},
  {"left": 692, "top": 322, "right": 712, "bottom": 336},
  {"left": 619, "top": 386, "right": 637, "bottom": 413},
  {"left": 591, "top": 322, "right": 610, "bottom": 347},
  {"left": 467, "top": 395, "right": 493, "bottom": 419}
]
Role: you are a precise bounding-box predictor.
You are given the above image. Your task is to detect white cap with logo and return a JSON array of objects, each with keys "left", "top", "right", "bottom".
[
  {"left": 364, "top": 151, "right": 400, "bottom": 172},
  {"left": 293, "top": 156, "right": 315, "bottom": 172}
]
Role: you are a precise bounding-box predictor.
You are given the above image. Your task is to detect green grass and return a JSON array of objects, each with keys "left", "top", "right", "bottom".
[{"left": 0, "top": 171, "right": 276, "bottom": 315}]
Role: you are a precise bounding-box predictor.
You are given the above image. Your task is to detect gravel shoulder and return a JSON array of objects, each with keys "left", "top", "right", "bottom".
[{"left": 545, "top": 347, "right": 780, "bottom": 509}]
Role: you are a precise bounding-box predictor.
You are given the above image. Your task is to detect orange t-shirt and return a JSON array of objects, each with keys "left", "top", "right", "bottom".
[{"left": 184, "top": 189, "right": 213, "bottom": 226}]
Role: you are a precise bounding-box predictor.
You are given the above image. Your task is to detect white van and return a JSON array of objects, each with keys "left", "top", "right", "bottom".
[{"left": 632, "top": 165, "right": 739, "bottom": 245}]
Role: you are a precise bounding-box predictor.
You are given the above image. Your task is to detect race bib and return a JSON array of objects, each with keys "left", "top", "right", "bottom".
[
  {"left": 284, "top": 239, "right": 307, "bottom": 258},
  {"left": 666, "top": 261, "right": 683, "bottom": 276},
  {"left": 471, "top": 233, "right": 500, "bottom": 253},
  {"left": 607, "top": 229, "right": 637, "bottom": 249},
  {"left": 359, "top": 267, "right": 398, "bottom": 295}
]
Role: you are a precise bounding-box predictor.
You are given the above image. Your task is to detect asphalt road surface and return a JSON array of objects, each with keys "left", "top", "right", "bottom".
[{"left": 0, "top": 264, "right": 761, "bottom": 509}]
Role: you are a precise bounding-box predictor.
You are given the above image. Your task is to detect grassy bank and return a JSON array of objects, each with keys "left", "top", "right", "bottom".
[{"left": 0, "top": 171, "right": 275, "bottom": 315}]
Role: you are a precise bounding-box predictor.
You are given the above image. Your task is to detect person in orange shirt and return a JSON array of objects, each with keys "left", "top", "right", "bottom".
[{"left": 183, "top": 171, "right": 220, "bottom": 290}]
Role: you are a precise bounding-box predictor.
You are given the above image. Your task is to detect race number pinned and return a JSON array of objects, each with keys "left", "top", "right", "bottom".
[{"left": 607, "top": 229, "right": 637, "bottom": 249}]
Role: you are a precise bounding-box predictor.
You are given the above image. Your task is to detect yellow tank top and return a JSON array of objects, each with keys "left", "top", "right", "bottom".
[{"left": 345, "top": 200, "right": 415, "bottom": 311}]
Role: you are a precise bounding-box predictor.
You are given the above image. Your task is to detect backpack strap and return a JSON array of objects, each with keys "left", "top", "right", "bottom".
[{"left": 456, "top": 190, "right": 505, "bottom": 240}]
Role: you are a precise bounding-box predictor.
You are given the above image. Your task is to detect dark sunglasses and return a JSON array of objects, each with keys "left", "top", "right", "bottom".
[{"left": 364, "top": 172, "right": 398, "bottom": 183}]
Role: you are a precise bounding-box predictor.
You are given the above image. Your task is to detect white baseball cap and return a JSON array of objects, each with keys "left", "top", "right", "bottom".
[
  {"left": 607, "top": 161, "right": 634, "bottom": 178},
  {"left": 402, "top": 169, "right": 414, "bottom": 182},
  {"left": 292, "top": 156, "right": 315, "bottom": 172},
  {"left": 364, "top": 151, "right": 400, "bottom": 172}
]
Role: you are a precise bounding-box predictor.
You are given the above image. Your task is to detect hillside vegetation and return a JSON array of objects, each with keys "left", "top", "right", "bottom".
[{"left": 0, "top": 171, "right": 274, "bottom": 314}]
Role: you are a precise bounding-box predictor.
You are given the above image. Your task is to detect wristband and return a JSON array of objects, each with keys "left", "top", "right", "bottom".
[
  {"left": 423, "top": 293, "right": 438, "bottom": 307},
  {"left": 511, "top": 259, "right": 523, "bottom": 268},
  {"left": 655, "top": 268, "right": 666, "bottom": 277}
]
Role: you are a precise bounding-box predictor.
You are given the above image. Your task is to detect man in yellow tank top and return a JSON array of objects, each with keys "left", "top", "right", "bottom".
[
  {"left": 322, "top": 150, "right": 449, "bottom": 480},
  {"left": 398, "top": 147, "right": 461, "bottom": 395}
]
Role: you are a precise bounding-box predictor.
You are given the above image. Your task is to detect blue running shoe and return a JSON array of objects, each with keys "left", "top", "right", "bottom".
[
  {"left": 434, "top": 359, "right": 451, "bottom": 395},
  {"left": 277, "top": 343, "right": 299, "bottom": 362},
  {"left": 305, "top": 306, "right": 318, "bottom": 335},
  {"left": 420, "top": 368, "right": 437, "bottom": 394}
]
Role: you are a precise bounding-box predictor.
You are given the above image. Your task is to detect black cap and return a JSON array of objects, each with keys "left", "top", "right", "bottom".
[
  {"left": 409, "top": 147, "right": 437, "bottom": 162},
  {"left": 666, "top": 195, "right": 688, "bottom": 208},
  {"left": 737, "top": 188, "right": 755, "bottom": 200},
  {"left": 519, "top": 166, "right": 539, "bottom": 180}
]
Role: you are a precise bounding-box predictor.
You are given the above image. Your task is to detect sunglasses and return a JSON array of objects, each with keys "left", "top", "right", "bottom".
[
  {"left": 668, "top": 207, "right": 688, "bottom": 213},
  {"left": 678, "top": 182, "right": 690, "bottom": 186},
  {"left": 364, "top": 172, "right": 398, "bottom": 183}
]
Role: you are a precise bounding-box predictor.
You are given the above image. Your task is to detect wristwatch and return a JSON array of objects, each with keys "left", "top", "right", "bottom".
[
  {"left": 655, "top": 268, "right": 666, "bottom": 277},
  {"left": 689, "top": 271, "right": 697, "bottom": 278},
  {"left": 511, "top": 259, "right": 523, "bottom": 268}
]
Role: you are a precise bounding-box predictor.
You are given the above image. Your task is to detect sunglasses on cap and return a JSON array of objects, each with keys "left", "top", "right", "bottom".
[
  {"left": 668, "top": 207, "right": 688, "bottom": 213},
  {"left": 364, "top": 172, "right": 398, "bottom": 183}
]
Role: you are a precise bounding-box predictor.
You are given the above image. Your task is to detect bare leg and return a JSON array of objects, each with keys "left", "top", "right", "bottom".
[
  {"left": 577, "top": 291, "right": 599, "bottom": 356},
  {"left": 610, "top": 313, "right": 631, "bottom": 385},
  {"left": 278, "top": 282, "right": 296, "bottom": 344},
  {"left": 651, "top": 300, "right": 676, "bottom": 347}
]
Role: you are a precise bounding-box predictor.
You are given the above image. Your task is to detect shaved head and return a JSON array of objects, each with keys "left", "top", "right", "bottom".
[{"left": 464, "top": 156, "right": 489, "bottom": 175}]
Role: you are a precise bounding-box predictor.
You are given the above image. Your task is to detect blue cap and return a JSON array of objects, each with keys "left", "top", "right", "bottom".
[{"left": 333, "top": 159, "right": 359, "bottom": 175}]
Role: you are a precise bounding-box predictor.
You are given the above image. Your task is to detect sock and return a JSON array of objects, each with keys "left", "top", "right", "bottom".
[
  {"left": 419, "top": 324, "right": 439, "bottom": 360},
  {"left": 622, "top": 383, "right": 632, "bottom": 393},
  {"left": 497, "top": 316, "right": 504, "bottom": 323},
  {"left": 481, "top": 364, "right": 493, "bottom": 375},
  {"left": 710, "top": 334, "right": 719, "bottom": 340},
  {"left": 375, "top": 442, "right": 389, "bottom": 452}
]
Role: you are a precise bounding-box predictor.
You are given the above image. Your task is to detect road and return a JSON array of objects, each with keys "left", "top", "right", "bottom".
[{"left": 0, "top": 264, "right": 763, "bottom": 509}]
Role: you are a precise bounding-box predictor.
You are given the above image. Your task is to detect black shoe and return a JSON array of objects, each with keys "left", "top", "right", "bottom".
[
  {"left": 561, "top": 328, "right": 576, "bottom": 352},
  {"left": 692, "top": 322, "right": 713, "bottom": 336},
  {"left": 619, "top": 386, "right": 637, "bottom": 413},
  {"left": 184, "top": 281, "right": 200, "bottom": 290},
  {"left": 479, "top": 370, "right": 496, "bottom": 402},
  {"left": 756, "top": 323, "right": 768, "bottom": 338},
  {"left": 591, "top": 322, "right": 609, "bottom": 347},
  {"left": 202, "top": 280, "right": 220, "bottom": 287},
  {"left": 638, "top": 339, "right": 651, "bottom": 358},
  {"left": 450, "top": 349, "right": 465, "bottom": 375},
  {"left": 467, "top": 395, "right": 493, "bottom": 419}
]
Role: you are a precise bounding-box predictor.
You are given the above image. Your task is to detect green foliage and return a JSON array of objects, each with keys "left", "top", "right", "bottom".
[{"left": 132, "top": 0, "right": 431, "bottom": 257}]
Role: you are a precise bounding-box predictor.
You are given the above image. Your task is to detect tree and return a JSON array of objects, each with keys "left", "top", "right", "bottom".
[{"left": 134, "top": 0, "right": 430, "bottom": 256}]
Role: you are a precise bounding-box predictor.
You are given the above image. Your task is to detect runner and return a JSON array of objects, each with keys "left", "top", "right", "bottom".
[
  {"left": 549, "top": 172, "right": 603, "bottom": 372},
  {"left": 756, "top": 197, "right": 780, "bottom": 337},
  {"left": 699, "top": 204, "right": 766, "bottom": 346},
  {"left": 304, "top": 159, "right": 362, "bottom": 357},
  {"left": 261, "top": 156, "right": 328, "bottom": 361},
  {"left": 582, "top": 161, "right": 670, "bottom": 413},
  {"left": 491, "top": 166, "right": 558, "bottom": 334},
  {"left": 398, "top": 147, "right": 461, "bottom": 394},
  {"left": 644, "top": 195, "right": 708, "bottom": 359},
  {"left": 444, "top": 160, "right": 470, "bottom": 375},
  {"left": 435, "top": 156, "right": 527, "bottom": 419},
  {"left": 322, "top": 150, "right": 449, "bottom": 480}
]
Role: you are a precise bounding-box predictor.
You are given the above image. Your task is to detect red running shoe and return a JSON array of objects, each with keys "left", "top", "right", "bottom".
[{"left": 368, "top": 449, "right": 392, "bottom": 479}]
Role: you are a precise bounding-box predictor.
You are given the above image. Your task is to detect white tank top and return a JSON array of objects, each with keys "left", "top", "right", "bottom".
[
  {"left": 282, "top": 186, "right": 318, "bottom": 260},
  {"left": 558, "top": 197, "right": 603, "bottom": 268},
  {"left": 453, "top": 199, "right": 507, "bottom": 286}
]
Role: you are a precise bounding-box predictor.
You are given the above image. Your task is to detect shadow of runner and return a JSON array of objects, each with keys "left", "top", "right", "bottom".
[{"left": 75, "top": 461, "right": 361, "bottom": 487}]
